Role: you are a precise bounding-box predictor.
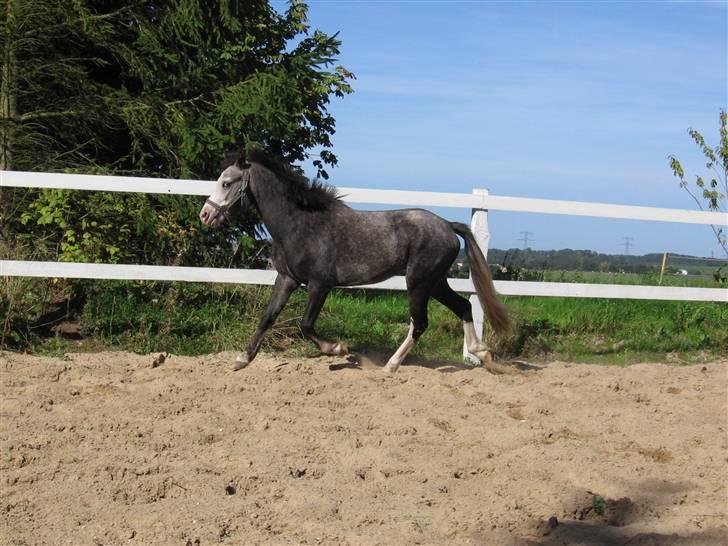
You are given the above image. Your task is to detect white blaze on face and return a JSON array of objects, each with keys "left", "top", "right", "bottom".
[{"left": 199, "top": 166, "right": 245, "bottom": 227}]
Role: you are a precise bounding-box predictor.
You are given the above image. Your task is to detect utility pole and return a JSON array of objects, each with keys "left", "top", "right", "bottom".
[
  {"left": 518, "top": 231, "right": 534, "bottom": 250},
  {"left": 621, "top": 236, "right": 634, "bottom": 255}
]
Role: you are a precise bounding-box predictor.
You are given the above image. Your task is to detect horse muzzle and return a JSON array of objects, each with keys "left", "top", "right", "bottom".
[
  {"left": 200, "top": 173, "right": 249, "bottom": 227},
  {"left": 199, "top": 201, "right": 225, "bottom": 227}
]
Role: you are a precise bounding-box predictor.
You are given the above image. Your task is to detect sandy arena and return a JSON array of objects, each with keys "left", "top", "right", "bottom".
[{"left": 1, "top": 350, "right": 726, "bottom": 545}]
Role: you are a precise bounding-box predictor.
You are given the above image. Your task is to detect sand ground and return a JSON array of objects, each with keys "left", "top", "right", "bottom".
[{"left": 1, "top": 350, "right": 726, "bottom": 545}]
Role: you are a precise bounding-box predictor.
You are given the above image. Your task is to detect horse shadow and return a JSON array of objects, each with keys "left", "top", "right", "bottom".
[{"left": 328, "top": 348, "right": 545, "bottom": 374}]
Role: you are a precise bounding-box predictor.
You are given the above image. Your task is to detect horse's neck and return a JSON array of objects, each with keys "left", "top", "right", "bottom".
[{"left": 249, "top": 167, "right": 300, "bottom": 242}]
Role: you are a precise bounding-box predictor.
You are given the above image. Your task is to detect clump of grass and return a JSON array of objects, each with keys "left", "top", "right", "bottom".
[
  {"left": 1, "top": 276, "right": 76, "bottom": 350},
  {"left": 591, "top": 495, "right": 606, "bottom": 516},
  {"left": 0, "top": 238, "right": 76, "bottom": 349}
]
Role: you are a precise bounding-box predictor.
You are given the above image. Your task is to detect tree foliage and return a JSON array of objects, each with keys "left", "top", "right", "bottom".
[
  {"left": 0, "top": 0, "right": 132, "bottom": 172},
  {"left": 1, "top": 0, "right": 354, "bottom": 267},
  {"left": 668, "top": 109, "right": 728, "bottom": 260},
  {"left": 121, "top": 0, "right": 353, "bottom": 178}
]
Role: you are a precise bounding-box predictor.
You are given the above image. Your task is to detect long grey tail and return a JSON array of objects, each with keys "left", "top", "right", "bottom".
[{"left": 450, "top": 222, "right": 512, "bottom": 335}]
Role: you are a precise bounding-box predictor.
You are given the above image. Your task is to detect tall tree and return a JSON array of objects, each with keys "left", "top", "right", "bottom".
[
  {"left": 122, "top": 0, "right": 353, "bottom": 179},
  {"left": 1, "top": 0, "right": 136, "bottom": 262},
  {"left": 2, "top": 0, "right": 354, "bottom": 267},
  {"left": 0, "top": 0, "right": 132, "bottom": 172}
]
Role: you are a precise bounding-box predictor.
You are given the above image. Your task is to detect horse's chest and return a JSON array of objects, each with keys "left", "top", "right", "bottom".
[{"left": 273, "top": 236, "right": 336, "bottom": 283}]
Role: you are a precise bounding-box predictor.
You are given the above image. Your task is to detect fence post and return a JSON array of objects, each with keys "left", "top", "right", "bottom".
[{"left": 463, "top": 188, "right": 490, "bottom": 364}]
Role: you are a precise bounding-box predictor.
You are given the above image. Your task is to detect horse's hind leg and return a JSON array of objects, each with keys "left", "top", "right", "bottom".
[
  {"left": 384, "top": 321, "right": 415, "bottom": 373},
  {"left": 431, "top": 279, "right": 492, "bottom": 363},
  {"left": 301, "top": 283, "right": 348, "bottom": 356},
  {"left": 384, "top": 283, "right": 431, "bottom": 373},
  {"left": 234, "top": 274, "right": 298, "bottom": 370}
]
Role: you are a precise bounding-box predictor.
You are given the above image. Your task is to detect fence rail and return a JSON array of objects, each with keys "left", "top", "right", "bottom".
[
  {"left": 2, "top": 260, "right": 725, "bottom": 303},
  {"left": 2, "top": 170, "right": 726, "bottom": 224},
  {"left": 1, "top": 169, "right": 726, "bottom": 306}
]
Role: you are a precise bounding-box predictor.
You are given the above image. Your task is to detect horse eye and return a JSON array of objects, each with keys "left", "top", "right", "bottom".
[{"left": 222, "top": 181, "right": 231, "bottom": 188}]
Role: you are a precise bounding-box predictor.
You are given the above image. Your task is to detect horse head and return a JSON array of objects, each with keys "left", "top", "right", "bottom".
[{"left": 199, "top": 151, "right": 251, "bottom": 227}]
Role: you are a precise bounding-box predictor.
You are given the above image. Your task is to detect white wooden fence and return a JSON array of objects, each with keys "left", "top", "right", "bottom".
[{"left": 1, "top": 170, "right": 726, "bottom": 359}]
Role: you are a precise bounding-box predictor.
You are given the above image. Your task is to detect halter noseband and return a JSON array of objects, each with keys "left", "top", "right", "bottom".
[{"left": 205, "top": 168, "right": 251, "bottom": 217}]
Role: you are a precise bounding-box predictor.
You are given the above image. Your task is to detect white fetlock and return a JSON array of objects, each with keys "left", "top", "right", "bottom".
[
  {"left": 385, "top": 321, "right": 414, "bottom": 373},
  {"left": 232, "top": 353, "right": 250, "bottom": 371},
  {"left": 473, "top": 350, "right": 493, "bottom": 364},
  {"left": 464, "top": 321, "right": 494, "bottom": 364}
]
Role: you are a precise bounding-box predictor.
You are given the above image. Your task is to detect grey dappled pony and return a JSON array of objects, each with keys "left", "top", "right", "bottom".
[{"left": 199, "top": 148, "right": 511, "bottom": 372}]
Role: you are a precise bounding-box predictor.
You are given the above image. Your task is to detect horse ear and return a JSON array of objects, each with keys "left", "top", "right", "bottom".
[
  {"left": 220, "top": 149, "right": 241, "bottom": 171},
  {"left": 235, "top": 150, "right": 247, "bottom": 169}
]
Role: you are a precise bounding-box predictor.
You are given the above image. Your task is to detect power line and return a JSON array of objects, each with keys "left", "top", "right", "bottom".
[
  {"left": 621, "top": 236, "right": 634, "bottom": 255},
  {"left": 518, "top": 231, "right": 534, "bottom": 249}
]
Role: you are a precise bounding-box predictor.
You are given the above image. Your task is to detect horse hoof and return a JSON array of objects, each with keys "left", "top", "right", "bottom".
[
  {"left": 384, "top": 361, "right": 400, "bottom": 373},
  {"left": 474, "top": 350, "right": 493, "bottom": 363},
  {"left": 332, "top": 342, "right": 348, "bottom": 356},
  {"left": 232, "top": 354, "right": 250, "bottom": 371}
]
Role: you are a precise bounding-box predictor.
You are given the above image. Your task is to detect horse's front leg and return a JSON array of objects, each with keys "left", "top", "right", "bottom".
[
  {"left": 234, "top": 274, "right": 298, "bottom": 370},
  {"left": 301, "top": 283, "right": 348, "bottom": 356}
]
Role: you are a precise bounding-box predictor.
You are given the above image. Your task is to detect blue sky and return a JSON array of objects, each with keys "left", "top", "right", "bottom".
[{"left": 283, "top": 1, "right": 726, "bottom": 256}]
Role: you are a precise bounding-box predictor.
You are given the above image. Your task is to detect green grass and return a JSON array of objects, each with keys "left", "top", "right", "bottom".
[
  {"left": 72, "top": 282, "right": 467, "bottom": 361},
  {"left": 497, "top": 296, "right": 727, "bottom": 363},
  {"left": 316, "top": 290, "right": 465, "bottom": 361},
  {"left": 24, "top": 280, "right": 723, "bottom": 365}
]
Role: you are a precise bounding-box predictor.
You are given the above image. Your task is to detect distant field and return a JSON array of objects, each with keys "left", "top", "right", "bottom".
[
  {"left": 485, "top": 249, "right": 725, "bottom": 281},
  {"left": 539, "top": 270, "right": 718, "bottom": 288}
]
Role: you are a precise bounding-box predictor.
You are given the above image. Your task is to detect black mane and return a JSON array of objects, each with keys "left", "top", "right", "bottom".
[{"left": 224, "top": 147, "right": 340, "bottom": 211}]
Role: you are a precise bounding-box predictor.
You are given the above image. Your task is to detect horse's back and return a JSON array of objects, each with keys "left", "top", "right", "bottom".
[{"left": 330, "top": 208, "right": 459, "bottom": 286}]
